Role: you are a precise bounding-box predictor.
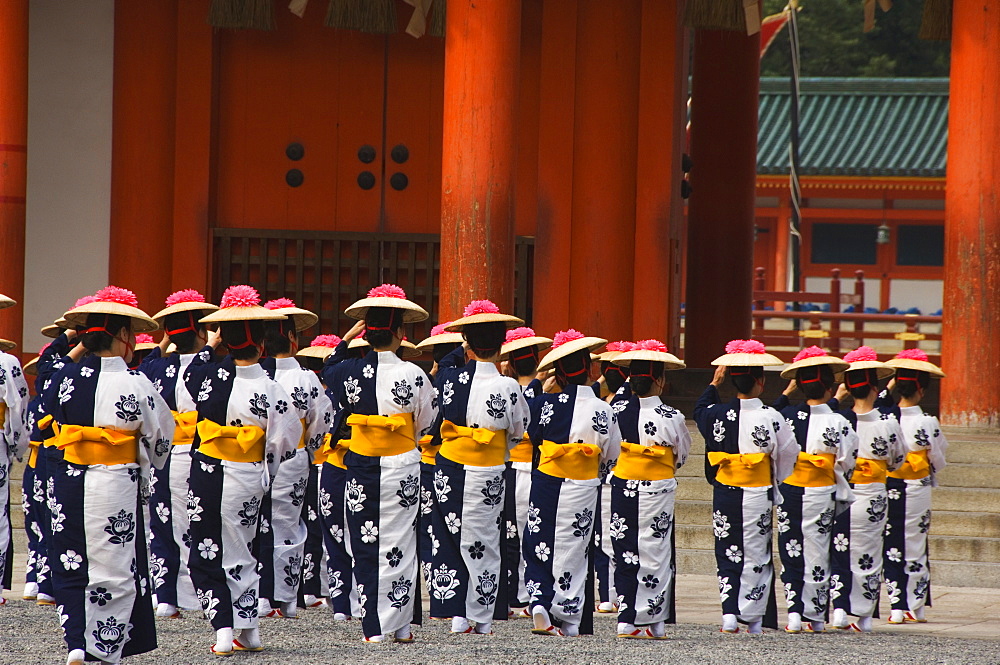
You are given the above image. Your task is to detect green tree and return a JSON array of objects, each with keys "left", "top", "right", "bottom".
[{"left": 760, "top": 0, "right": 950, "bottom": 77}]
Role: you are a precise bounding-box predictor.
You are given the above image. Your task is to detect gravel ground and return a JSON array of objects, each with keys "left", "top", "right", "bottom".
[{"left": 1, "top": 600, "right": 994, "bottom": 665}]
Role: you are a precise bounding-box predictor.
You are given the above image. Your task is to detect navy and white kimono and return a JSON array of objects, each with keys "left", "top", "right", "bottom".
[
  {"left": 257, "top": 356, "right": 333, "bottom": 606},
  {"left": 183, "top": 358, "right": 300, "bottom": 631},
  {"left": 504, "top": 377, "right": 541, "bottom": 608},
  {"left": 775, "top": 399, "right": 858, "bottom": 623},
  {"left": 883, "top": 404, "right": 947, "bottom": 614},
  {"left": 522, "top": 384, "right": 621, "bottom": 632},
  {"left": 830, "top": 408, "right": 905, "bottom": 619},
  {"left": 326, "top": 348, "right": 435, "bottom": 639},
  {"left": 1, "top": 349, "right": 30, "bottom": 593},
  {"left": 610, "top": 395, "right": 691, "bottom": 629},
  {"left": 21, "top": 390, "right": 49, "bottom": 596},
  {"left": 41, "top": 355, "right": 175, "bottom": 662},
  {"left": 594, "top": 384, "right": 630, "bottom": 610},
  {"left": 427, "top": 356, "right": 528, "bottom": 624},
  {"left": 139, "top": 345, "right": 215, "bottom": 611},
  {"left": 694, "top": 385, "right": 797, "bottom": 629}
]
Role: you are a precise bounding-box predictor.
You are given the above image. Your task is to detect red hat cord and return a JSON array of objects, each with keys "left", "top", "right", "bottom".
[
  {"left": 218, "top": 285, "right": 264, "bottom": 352},
  {"left": 628, "top": 340, "right": 670, "bottom": 378},
  {"left": 792, "top": 346, "right": 830, "bottom": 385},
  {"left": 164, "top": 289, "right": 210, "bottom": 336},
  {"left": 843, "top": 346, "right": 880, "bottom": 388},
  {"left": 895, "top": 348, "right": 930, "bottom": 382}
]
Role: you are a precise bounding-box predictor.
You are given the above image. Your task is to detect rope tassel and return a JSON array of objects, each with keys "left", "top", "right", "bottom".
[
  {"left": 208, "top": 0, "right": 276, "bottom": 30},
  {"left": 325, "top": 0, "right": 398, "bottom": 34},
  {"left": 919, "top": 0, "right": 952, "bottom": 41}
]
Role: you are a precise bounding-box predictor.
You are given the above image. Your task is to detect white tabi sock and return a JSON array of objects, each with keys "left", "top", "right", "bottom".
[
  {"left": 22, "top": 582, "right": 38, "bottom": 599},
  {"left": 617, "top": 622, "right": 637, "bottom": 635},
  {"left": 451, "top": 616, "right": 471, "bottom": 633},
  {"left": 832, "top": 608, "right": 849, "bottom": 628},
  {"left": 66, "top": 649, "right": 86, "bottom": 665},
  {"left": 474, "top": 620, "right": 492, "bottom": 634},
  {"left": 561, "top": 621, "right": 579, "bottom": 637},
  {"left": 786, "top": 612, "right": 802, "bottom": 632},
  {"left": 650, "top": 621, "right": 666, "bottom": 638},
  {"left": 280, "top": 601, "right": 297, "bottom": 618},
  {"left": 531, "top": 605, "right": 552, "bottom": 631},
  {"left": 721, "top": 614, "right": 738, "bottom": 632},
  {"left": 213, "top": 627, "right": 234, "bottom": 654},
  {"left": 914, "top": 606, "right": 925, "bottom": 620},
  {"left": 237, "top": 627, "right": 261, "bottom": 649},
  {"left": 890, "top": 609, "right": 904, "bottom": 623},
  {"left": 156, "top": 602, "right": 178, "bottom": 617},
  {"left": 747, "top": 619, "right": 763, "bottom": 634},
  {"left": 598, "top": 601, "right": 617, "bottom": 612},
  {"left": 394, "top": 625, "right": 413, "bottom": 640},
  {"left": 857, "top": 616, "right": 873, "bottom": 632},
  {"left": 333, "top": 612, "right": 350, "bottom": 621},
  {"left": 809, "top": 620, "right": 825, "bottom": 632}
]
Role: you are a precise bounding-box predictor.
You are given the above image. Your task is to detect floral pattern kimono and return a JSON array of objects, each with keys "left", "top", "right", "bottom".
[{"left": 1, "top": 349, "right": 30, "bottom": 593}]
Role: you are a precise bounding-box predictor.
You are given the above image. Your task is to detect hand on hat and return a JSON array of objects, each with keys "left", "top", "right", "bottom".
[
  {"left": 834, "top": 382, "right": 849, "bottom": 402},
  {"left": 344, "top": 320, "right": 366, "bottom": 342},
  {"left": 207, "top": 328, "right": 223, "bottom": 349},
  {"left": 782, "top": 379, "right": 797, "bottom": 396},
  {"left": 710, "top": 365, "right": 727, "bottom": 387}
]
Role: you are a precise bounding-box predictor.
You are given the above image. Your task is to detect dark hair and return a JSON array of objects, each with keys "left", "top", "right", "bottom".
[
  {"left": 511, "top": 347, "right": 540, "bottom": 377},
  {"left": 463, "top": 322, "right": 507, "bottom": 359},
  {"left": 162, "top": 311, "right": 206, "bottom": 354},
  {"left": 846, "top": 368, "right": 879, "bottom": 400},
  {"left": 796, "top": 365, "right": 835, "bottom": 400},
  {"left": 80, "top": 313, "right": 131, "bottom": 353},
  {"left": 263, "top": 319, "right": 296, "bottom": 357},
  {"left": 895, "top": 369, "right": 929, "bottom": 398},
  {"left": 730, "top": 366, "right": 764, "bottom": 395},
  {"left": 129, "top": 348, "right": 153, "bottom": 370},
  {"left": 432, "top": 342, "right": 463, "bottom": 364},
  {"left": 347, "top": 345, "right": 368, "bottom": 359},
  {"left": 629, "top": 360, "right": 663, "bottom": 396},
  {"left": 555, "top": 349, "right": 591, "bottom": 387},
  {"left": 365, "top": 307, "right": 403, "bottom": 349},
  {"left": 601, "top": 361, "right": 629, "bottom": 393},
  {"left": 298, "top": 356, "right": 324, "bottom": 373},
  {"left": 220, "top": 320, "right": 265, "bottom": 360}
]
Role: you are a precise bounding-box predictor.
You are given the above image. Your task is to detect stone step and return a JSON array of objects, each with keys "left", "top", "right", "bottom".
[
  {"left": 931, "top": 510, "right": 1000, "bottom": 538},
  {"left": 674, "top": 499, "right": 713, "bottom": 525},
  {"left": 935, "top": 463, "right": 1000, "bottom": 489},
  {"left": 941, "top": 439, "right": 996, "bottom": 466},
  {"left": 929, "top": 535, "right": 1000, "bottom": 563},
  {"left": 676, "top": 548, "right": 716, "bottom": 577},
  {"left": 932, "top": 487, "right": 1000, "bottom": 513},
  {"left": 676, "top": 481, "right": 713, "bottom": 502}
]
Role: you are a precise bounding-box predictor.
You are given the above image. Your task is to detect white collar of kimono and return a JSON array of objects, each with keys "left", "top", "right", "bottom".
[
  {"left": 99, "top": 356, "right": 128, "bottom": 372},
  {"left": 474, "top": 360, "right": 499, "bottom": 376},
  {"left": 809, "top": 403, "right": 833, "bottom": 414},
  {"left": 899, "top": 405, "right": 923, "bottom": 416},
  {"left": 855, "top": 408, "right": 880, "bottom": 422},
  {"left": 274, "top": 356, "right": 299, "bottom": 369},
  {"left": 235, "top": 363, "right": 265, "bottom": 379},
  {"left": 738, "top": 397, "right": 763, "bottom": 409},
  {"left": 375, "top": 350, "right": 403, "bottom": 364},
  {"left": 638, "top": 395, "right": 662, "bottom": 407}
]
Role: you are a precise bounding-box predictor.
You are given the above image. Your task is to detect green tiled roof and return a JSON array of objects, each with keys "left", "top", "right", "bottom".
[{"left": 757, "top": 78, "right": 948, "bottom": 178}]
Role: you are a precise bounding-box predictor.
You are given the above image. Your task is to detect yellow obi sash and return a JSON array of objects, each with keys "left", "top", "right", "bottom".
[
  {"left": 38, "top": 415, "right": 59, "bottom": 447},
  {"left": 419, "top": 434, "right": 442, "bottom": 466},
  {"left": 887, "top": 449, "right": 930, "bottom": 480},
  {"left": 196, "top": 419, "right": 266, "bottom": 463},
  {"left": 537, "top": 441, "right": 602, "bottom": 481},
  {"left": 853, "top": 457, "right": 888, "bottom": 485},
  {"left": 329, "top": 439, "right": 351, "bottom": 469},
  {"left": 56, "top": 424, "right": 139, "bottom": 466},
  {"left": 707, "top": 452, "right": 772, "bottom": 487},
  {"left": 613, "top": 442, "right": 675, "bottom": 481},
  {"left": 439, "top": 420, "right": 508, "bottom": 467},
  {"left": 298, "top": 418, "right": 308, "bottom": 449},
  {"left": 346, "top": 412, "right": 415, "bottom": 457},
  {"left": 27, "top": 442, "right": 40, "bottom": 468},
  {"left": 783, "top": 452, "right": 837, "bottom": 488},
  {"left": 509, "top": 434, "right": 533, "bottom": 464},
  {"left": 171, "top": 410, "right": 198, "bottom": 447},
  {"left": 0, "top": 403, "right": 5, "bottom": 427},
  {"left": 313, "top": 433, "right": 333, "bottom": 466}
]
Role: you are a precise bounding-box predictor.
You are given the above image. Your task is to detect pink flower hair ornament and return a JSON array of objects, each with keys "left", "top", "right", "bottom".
[
  {"left": 264, "top": 298, "right": 296, "bottom": 310},
  {"left": 605, "top": 341, "right": 636, "bottom": 353},
  {"left": 792, "top": 345, "right": 829, "bottom": 363},
  {"left": 164, "top": 289, "right": 207, "bottom": 307},
  {"left": 311, "top": 334, "right": 342, "bottom": 348},
  {"left": 93, "top": 286, "right": 139, "bottom": 308},
  {"left": 74, "top": 295, "right": 99, "bottom": 308},
  {"left": 634, "top": 339, "right": 669, "bottom": 353},
  {"left": 505, "top": 326, "right": 537, "bottom": 343},
  {"left": 843, "top": 346, "right": 879, "bottom": 363},
  {"left": 219, "top": 285, "right": 262, "bottom": 309},
  {"left": 463, "top": 299, "right": 501, "bottom": 317},
  {"left": 895, "top": 348, "right": 929, "bottom": 362},
  {"left": 430, "top": 322, "right": 454, "bottom": 337},
  {"left": 135, "top": 334, "right": 155, "bottom": 345},
  {"left": 725, "top": 339, "right": 767, "bottom": 354},
  {"left": 367, "top": 284, "right": 407, "bottom": 299},
  {"left": 552, "top": 329, "right": 585, "bottom": 349}
]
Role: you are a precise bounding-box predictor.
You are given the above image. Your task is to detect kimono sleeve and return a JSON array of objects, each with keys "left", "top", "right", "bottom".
[
  {"left": 601, "top": 409, "right": 622, "bottom": 466},
  {"left": 137, "top": 347, "right": 163, "bottom": 373},
  {"left": 1, "top": 353, "right": 30, "bottom": 460},
  {"left": 885, "top": 419, "right": 907, "bottom": 471},
  {"left": 304, "top": 372, "right": 334, "bottom": 455},
  {"left": 320, "top": 340, "right": 351, "bottom": 388},
  {"left": 836, "top": 417, "right": 860, "bottom": 485},
  {"left": 136, "top": 374, "right": 176, "bottom": 472},
  {"left": 265, "top": 381, "right": 301, "bottom": 482},
  {"left": 667, "top": 414, "right": 692, "bottom": 469},
  {"left": 508, "top": 384, "right": 530, "bottom": 450},
  {"left": 693, "top": 385, "right": 722, "bottom": 441},
  {"left": 411, "top": 366, "right": 436, "bottom": 437},
  {"left": 527, "top": 396, "right": 548, "bottom": 446},
  {"left": 437, "top": 344, "right": 466, "bottom": 371},
  {"left": 770, "top": 414, "right": 799, "bottom": 485},
  {"left": 926, "top": 415, "right": 948, "bottom": 483}
]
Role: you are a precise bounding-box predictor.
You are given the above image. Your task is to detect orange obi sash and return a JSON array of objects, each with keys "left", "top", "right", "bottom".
[
  {"left": 298, "top": 418, "right": 308, "bottom": 449},
  {"left": 196, "top": 419, "right": 266, "bottom": 463},
  {"left": 439, "top": 420, "right": 508, "bottom": 467},
  {"left": 613, "top": 442, "right": 675, "bottom": 481},
  {"left": 887, "top": 449, "right": 930, "bottom": 480},
  {"left": 171, "top": 410, "right": 198, "bottom": 447},
  {"left": 783, "top": 452, "right": 837, "bottom": 488},
  {"left": 346, "top": 412, "right": 415, "bottom": 457},
  {"left": 419, "top": 434, "right": 442, "bottom": 466},
  {"left": 853, "top": 457, "right": 889, "bottom": 485},
  {"left": 38, "top": 415, "right": 60, "bottom": 446},
  {"left": 56, "top": 424, "right": 139, "bottom": 466},
  {"left": 313, "top": 433, "right": 333, "bottom": 466},
  {"left": 329, "top": 439, "right": 351, "bottom": 469},
  {"left": 537, "top": 440, "right": 602, "bottom": 481},
  {"left": 27, "top": 442, "right": 40, "bottom": 468},
  {"left": 707, "top": 451, "right": 772, "bottom": 487},
  {"left": 509, "top": 434, "right": 533, "bottom": 464},
  {"left": 0, "top": 403, "right": 5, "bottom": 427}
]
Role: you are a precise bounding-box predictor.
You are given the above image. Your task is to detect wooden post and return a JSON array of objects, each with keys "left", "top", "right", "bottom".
[
  {"left": 853, "top": 269, "right": 865, "bottom": 347},
  {"left": 438, "top": 0, "right": 522, "bottom": 320},
  {"left": 0, "top": 0, "right": 28, "bottom": 346},
  {"left": 753, "top": 266, "right": 766, "bottom": 338},
  {"left": 941, "top": 0, "right": 1000, "bottom": 428},
  {"left": 829, "top": 268, "right": 842, "bottom": 353}
]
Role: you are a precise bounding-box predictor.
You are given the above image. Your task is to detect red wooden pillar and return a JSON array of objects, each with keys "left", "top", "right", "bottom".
[
  {"left": 684, "top": 29, "right": 761, "bottom": 367},
  {"left": 0, "top": 0, "right": 28, "bottom": 346},
  {"left": 941, "top": 0, "right": 1000, "bottom": 428},
  {"left": 109, "top": 0, "right": 178, "bottom": 311},
  {"left": 438, "top": 0, "right": 521, "bottom": 320},
  {"left": 568, "top": 0, "right": 642, "bottom": 341}
]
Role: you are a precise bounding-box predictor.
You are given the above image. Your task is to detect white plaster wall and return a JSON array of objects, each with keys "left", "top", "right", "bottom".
[
  {"left": 890, "top": 279, "right": 943, "bottom": 314},
  {"left": 804, "top": 275, "right": 880, "bottom": 312},
  {"left": 23, "top": 0, "right": 114, "bottom": 351}
]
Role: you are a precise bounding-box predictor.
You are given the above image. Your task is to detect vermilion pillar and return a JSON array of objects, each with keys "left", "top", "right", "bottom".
[
  {"left": 941, "top": 0, "right": 1000, "bottom": 428},
  {"left": 0, "top": 0, "right": 28, "bottom": 346},
  {"left": 438, "top": 0, "right": 521, "bottom": 320},
  {"left": 685, "top": 29, "right": 761, "bottom": 367},
  {"left": 567, "top": 0, "right": 642, "bottom": 341},
  {"left": 109, "top": 1, "right": 178, "bottom": 312}
]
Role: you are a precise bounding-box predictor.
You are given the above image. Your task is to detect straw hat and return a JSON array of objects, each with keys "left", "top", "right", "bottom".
[
  {"left": 297, "top": 334, "right": 341, "bottom": 360},
  {"left": 779, "top": 345, "right": 849, "bottom": 380},
  {"left": 23, "top": 356, "right": 38, "bottom": 376},
  {"left": 63, "top": 286, "right": 159, "bottom": 334},
  {"left": 500, "top": 327, "right": 552, "bottom": 361},
  {"left": 349, "top": 337, "right": 370, "bottom": 350},
  {"left": 414, "top": 322, "right": 465, "bottom": 350},
  {"left": 537, "top": 329, "right": 608, "bottom": 372},
  {"left": 134, "top": 333, "right": 158, "bottom": 352},
  {"left": 0, "top": 293, "right": 14, "bottom": 310},
  {"left": 0, "top": 339, "right": 15, "bottom": 353},
  {"left": 598, "top": 341, "right": 636, "bottom": 363},
  {"left": 152, "top": 289, "right": 219, "bottom": 325},
  {"left": 345, "top": 284, "right": 428, "bottom": 323},
  {"left": 40, "top": 320, "right": 67, "bottom": 338},
  {"left": 199, "top": 285, "right": 286, "bottom": 324},
  {"left": 614, "top": 340, "right": 686, "bottom": 370},
  {"left": 263, "top": 298, "right": 319, "bottom": 332},
  {"left": 711, "top": 339, "right": 784, "bottom": 367},
  {"left": 840, "top": 346, "right": 895, "bottom": 380},
  {"left": 398, "top": 340, "right": 422, "bottom": 359},
  {"left": 885, "top": 349, "right": 945, "bottom": 378},
  {"left": 444, "top": 300, "right": 523, "bottom": 331}
]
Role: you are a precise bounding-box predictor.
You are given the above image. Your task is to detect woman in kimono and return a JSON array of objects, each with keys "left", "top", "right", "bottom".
[
  {"left": 19, "top": 352, "right": 47, "bottom": 603},
  {"left": 140, "top": 289, "right": 219, "bottom": 619},
  {"left": 498, "top": 327, "right": 550, "bottom": 616},
  {"left": 426, "top": 300, "right": 528, "bottom": 635},
  {"left": 694, "top": 339, "right": 798, "bottom": 635},
  {"left": 40, "top": 287, "right": 175, "bottom": 664},
  {"left": 325, "top": 284, "right": 435, "bottom": 643},
  {"left": 184, "top": 285, "right": 301, "bottom": 655},
  {"left": 522, "top": 330, "right": 621, "bottom": 637},
  {"left": 881, "top": 348, "right": 947, "bottom": 625},
  {"left": 257, "top": 299, "right": 333, "bottom": 618},
  {"left": 774, "top": 346, "right": 858, "bottom": 633},
  {"left": 609, "top": 340, "right": 689, "bottom": 639},
  {"left": 829, "top": 346, "right": 905, "bottom": 632}
]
